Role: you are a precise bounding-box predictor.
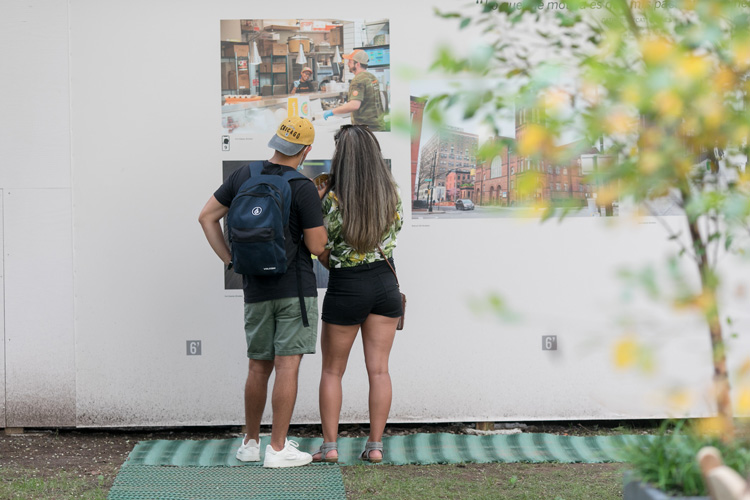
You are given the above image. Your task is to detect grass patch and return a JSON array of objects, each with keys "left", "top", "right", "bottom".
[
  {"left": 341, "top": 462, "right": 624, "bottom": 500},
  {"left": 0, "top": 467, "right": 109, "bottom": 500}
]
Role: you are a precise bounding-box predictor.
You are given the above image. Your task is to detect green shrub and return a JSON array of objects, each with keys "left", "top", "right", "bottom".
[{"left": 624, "top": 420, "right": 750, "bottom": 496}]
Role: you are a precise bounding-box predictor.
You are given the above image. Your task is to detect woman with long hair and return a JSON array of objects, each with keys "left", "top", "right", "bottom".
[{"left": 312, "top": 125, "right": 403, "bottom": 463}]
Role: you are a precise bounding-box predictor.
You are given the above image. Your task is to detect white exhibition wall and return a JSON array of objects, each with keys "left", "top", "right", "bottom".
[
  {"left": 1, "top": 0, "right": 748, "bottom": 428},
  {"left": 1, "top": 0, "right": 76, "bottom": 428}
]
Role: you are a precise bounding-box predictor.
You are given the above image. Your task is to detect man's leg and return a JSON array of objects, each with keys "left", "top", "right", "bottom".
[
  {"left": 261, "top": 297, "right": 316, "bottom": 467},
  {"left": 244, "top": 359, "right": 274, "bottom": 444},
  {"left": 268, "top": 354, "right": 303, "bottom": 451}
]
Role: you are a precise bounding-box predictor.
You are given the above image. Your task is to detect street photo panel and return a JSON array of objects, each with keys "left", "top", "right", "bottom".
[
  {"left": 410, "top": 80, "right": 685, "bottom": 221},
  {"left": 220, "top": 18, "right": 391, "bottom": 138}
]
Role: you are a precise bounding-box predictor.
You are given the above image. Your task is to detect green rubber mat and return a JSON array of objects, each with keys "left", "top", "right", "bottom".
[
  {"left": 108, "top": 464, "right": 345, "bottom": 500},
  {"left": 124, "top": 433, "right": 646, "bottom": 467}
]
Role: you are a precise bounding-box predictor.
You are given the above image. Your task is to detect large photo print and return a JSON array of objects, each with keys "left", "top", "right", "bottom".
[{"left": 220, "top": 19, "right": 391, "bottom": 137}]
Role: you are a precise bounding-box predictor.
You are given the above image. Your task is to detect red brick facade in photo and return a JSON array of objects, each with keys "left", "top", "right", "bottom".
[{"left": 445, "top": 169, "right": 474, "bottom": 201}]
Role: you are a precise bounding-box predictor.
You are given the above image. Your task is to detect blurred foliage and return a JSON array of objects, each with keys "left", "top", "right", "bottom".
[
  {"left": 469, "top": 291, "right": 522, "bottom": 323},
  {"left": 431, "top": 0, "right": 750, "bottom": 442}
]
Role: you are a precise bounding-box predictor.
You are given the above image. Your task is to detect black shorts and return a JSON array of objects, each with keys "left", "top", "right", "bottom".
[{"left": 322, "top": 259, "right": 403, "bottom": 325}]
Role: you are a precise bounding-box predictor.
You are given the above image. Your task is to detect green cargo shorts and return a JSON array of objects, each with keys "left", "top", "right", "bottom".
[{"left": 243, "top": 296, "right": 318, "bottom": 360}]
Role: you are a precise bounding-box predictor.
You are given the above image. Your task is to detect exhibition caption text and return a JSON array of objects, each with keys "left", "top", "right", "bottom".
[{"left": 474, "top": 0, "right": 750, "bottom": 10}]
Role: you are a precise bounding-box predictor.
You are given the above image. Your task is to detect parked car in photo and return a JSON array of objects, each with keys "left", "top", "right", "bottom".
[{"left": 455, "top": 199, "right": 475, "bottom": 210}]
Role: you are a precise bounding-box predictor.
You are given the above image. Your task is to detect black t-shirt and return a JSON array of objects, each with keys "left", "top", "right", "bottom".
[
  {"left": 214, "top": 161, "right": 324, "bottom": 303},
  {"left": 293, "top": 79, "right": 317, "bottom": 93}
]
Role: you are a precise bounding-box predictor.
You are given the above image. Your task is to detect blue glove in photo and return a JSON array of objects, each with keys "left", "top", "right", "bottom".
[
  {"left": 294, "top": 80, "right": 300, "bottom": 88},
  {"left": 323, "top": 110, "right": 334, "bottom": 120}
]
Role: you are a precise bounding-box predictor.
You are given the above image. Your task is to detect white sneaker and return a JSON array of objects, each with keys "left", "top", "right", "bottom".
[
  {"left": 235, "top": 435, "right": 260, "bottom": 462},
  {"left": 263, "top": 439, "right": 313, "bottom": 468}
]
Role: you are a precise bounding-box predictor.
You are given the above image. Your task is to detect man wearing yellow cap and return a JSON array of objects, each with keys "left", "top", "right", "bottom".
[
  {"left": 291, "top": 67, "right": 316, "bottom": 94},
  {"left": 323, "top": 50, "right": 385, "bottom": 131},
  {"left": 199, "top": 117, "right": 327, "bottom": 468}
]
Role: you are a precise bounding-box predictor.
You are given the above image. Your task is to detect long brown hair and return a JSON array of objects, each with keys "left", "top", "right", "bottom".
[{"left": 329, "top": 125, "right": 398, "bottom": 253}]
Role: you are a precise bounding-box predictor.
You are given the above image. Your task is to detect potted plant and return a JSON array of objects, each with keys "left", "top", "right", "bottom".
[{"left": 622, "top": 421, "right": 750, "bottom": 499}]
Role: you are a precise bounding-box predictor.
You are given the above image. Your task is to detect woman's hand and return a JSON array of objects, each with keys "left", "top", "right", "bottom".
[
  {"left": 314, "top": 173, "right": 330, "bottom": 199},
  {"left": 318, "top": 248, "right": 331, "bottom": 269}
]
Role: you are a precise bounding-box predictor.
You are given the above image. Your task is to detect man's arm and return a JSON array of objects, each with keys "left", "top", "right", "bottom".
[
  {"left": 198, "top": 196, "right": 231, "bottom": 265},
  {"left": 331, "top": 99, "right": 361, "bottom": 115},
  {"left": 303, "top": 226, "right": 328, "bottom": 257}
]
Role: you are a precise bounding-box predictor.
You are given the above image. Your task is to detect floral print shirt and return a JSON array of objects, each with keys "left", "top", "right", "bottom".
[{"left": 322, "top": 191, "right": 403, "bottom": 268}]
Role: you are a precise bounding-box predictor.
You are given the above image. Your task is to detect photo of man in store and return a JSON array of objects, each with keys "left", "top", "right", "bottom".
[
  {"left": 291, "top": 67, "right": 317, "bottom": 94},
  {"left": 323, "top": 50, "right": 385, "bottom": 131}
]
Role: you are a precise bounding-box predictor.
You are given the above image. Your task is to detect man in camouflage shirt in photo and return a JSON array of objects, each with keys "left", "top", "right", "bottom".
[{"left": 323, "top": 50, "right": 385, "bottom": 131}]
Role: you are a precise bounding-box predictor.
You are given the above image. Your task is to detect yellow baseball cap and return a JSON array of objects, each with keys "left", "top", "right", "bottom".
[{"left": 268, "top": 116, "right": 315, "bottom": 156}]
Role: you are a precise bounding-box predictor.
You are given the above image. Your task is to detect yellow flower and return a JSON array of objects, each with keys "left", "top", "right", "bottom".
[
  {"left": 679, "top": 116, "right": 700, "bottom": 136},
  {"left": 676, "top": 54, "right": 710, "bottom": 82},
  {"left": 654, "top": 90, "right": 683, "bottom": 120},
  {"left": 541, "top": 88, "right": 570, "bottom": 116},
  {"left": 581, "top": 81, "right": 601, "bottom": 105},
  {"left": 518, "top": 124, "right": 551, "bottom": 156},
  {"left": 596, "top": 184, "right": 620, "bottom": 206},
  {"left": 620, "top": 84, "right": 641, "bottom": 106},
  {"left": 737, "top": 386, "right": 750, "bottom": 415},
  {"left": 674, "top": 158, "right": 694, "bottom": 177},
  {"left": 613, "top": 336, "right": 639, "bottom": 370},
  {"left": 695, "top": 95, "right": 724, "bottom": 130},
  {"left": 731, "top": 38, "right": 750, "bottom": 70},
  {"left": 714, "top": 67, "right": 736, "bottom": 92},
  {"left": 695, "top": 416, "right": 730, "bottom": 438},
  {"left": 605, "top": 106, "right": 636, "bottom": 135},
  {"left": 732, "top": 124, "right": 750, "bottom": 144},
  {"left": 641, "top": 36, "right": 674, "bottom": 65},
  {"left": 638, "top": 151, "right": 662, "bottom": 174}
]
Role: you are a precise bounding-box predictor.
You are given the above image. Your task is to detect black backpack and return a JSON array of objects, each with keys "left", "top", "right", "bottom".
[{"left": 226, "top": 163, "right": 308, "bottom": 276}]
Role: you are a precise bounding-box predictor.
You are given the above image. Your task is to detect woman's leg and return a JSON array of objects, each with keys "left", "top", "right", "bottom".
[
  {"left": 315, "top": 321, "right": 359, "bottom": 461},
  {"left": 360, "top": 313, "right": 399, "bottom": 460}
]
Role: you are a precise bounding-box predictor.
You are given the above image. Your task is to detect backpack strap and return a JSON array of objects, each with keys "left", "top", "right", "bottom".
[
  {"left": 295, "top": 245, "right": 309, "bottom": 328},
  {"left": 284, "top": 169, "right": 313, "bottom": 328},
  {"left": 248, "top": 162, "right": 264, "bottom": 177},
  {"left": 280, "top": 168, "right": 310, "bottom": 183}
]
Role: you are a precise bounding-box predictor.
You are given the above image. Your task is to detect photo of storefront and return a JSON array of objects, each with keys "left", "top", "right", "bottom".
[{"left": 220, "top": 19, "right": 391, "bottom": 135}]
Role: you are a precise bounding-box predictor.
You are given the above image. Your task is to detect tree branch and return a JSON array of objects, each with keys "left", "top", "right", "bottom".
[{"left": 643, "top": 200, "right": 699, "bottom": 264}]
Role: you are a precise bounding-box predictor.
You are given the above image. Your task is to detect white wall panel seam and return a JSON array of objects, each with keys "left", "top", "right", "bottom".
[
  {"left": 65, "top": 0, "right": 78, "bottom": 428},
  {"left": 1, "top": 188, "right": 5, "bottom": 428}
]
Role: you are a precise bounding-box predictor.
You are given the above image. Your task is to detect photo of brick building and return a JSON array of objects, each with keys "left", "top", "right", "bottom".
[
  {"left": 414, "top": 127, "right": 478, "bottom": 209},
  {"left": 411, "top": 81, "right": 620, "bottom": 218}
]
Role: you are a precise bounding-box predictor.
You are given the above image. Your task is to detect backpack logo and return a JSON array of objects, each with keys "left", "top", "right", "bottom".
[{"left": 252, "top": 207, "right": 262, "bottom": 216}]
